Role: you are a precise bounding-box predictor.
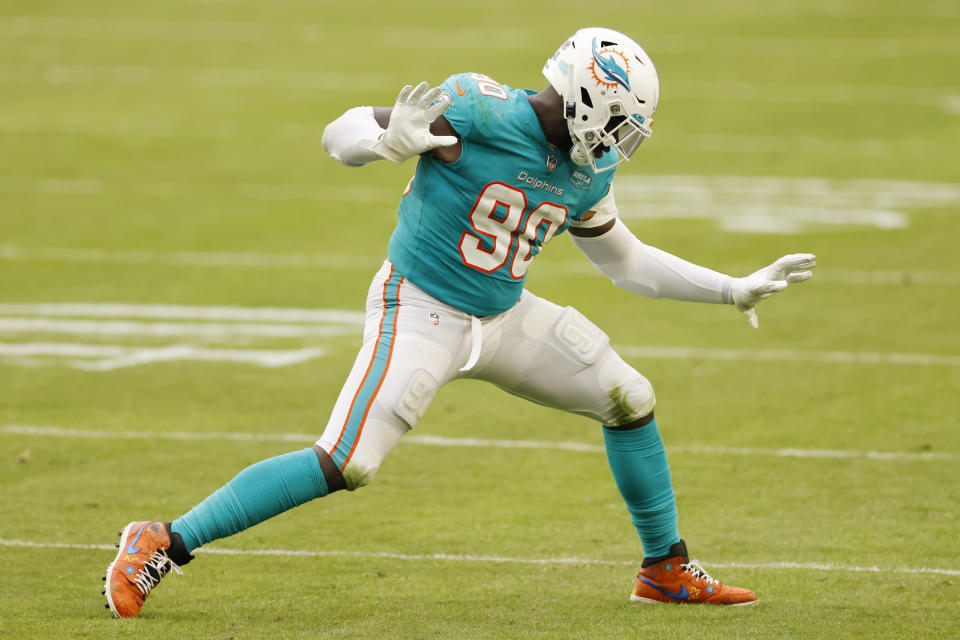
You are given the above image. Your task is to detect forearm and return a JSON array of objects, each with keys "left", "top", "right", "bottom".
[
  {"left": 321, "top": 106, "right": 386, "bottom": 167},
  {"left": 572, "top": 220, "right": 733, "bottom": 304}
]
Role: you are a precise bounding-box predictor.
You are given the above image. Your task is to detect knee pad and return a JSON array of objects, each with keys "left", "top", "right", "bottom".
[
  {"left": 340, "top": 444, "right": 382, "bottom": 491},
  {"left": 553, "top": 306, "right": 610, "bottom": 365},
  {"left": 605, "top": 370, "right": 656, "bottom": 426},
  {"left": 339, "top": 418, "right": 408, "bottom": 491},
  {"left": 341, "top": 457, "right": 378, "bottom": 491}
]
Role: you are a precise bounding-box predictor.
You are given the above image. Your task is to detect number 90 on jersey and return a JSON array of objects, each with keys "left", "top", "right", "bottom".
[{"left": 458, "top": 181, "right": 568, "bottom": 280}]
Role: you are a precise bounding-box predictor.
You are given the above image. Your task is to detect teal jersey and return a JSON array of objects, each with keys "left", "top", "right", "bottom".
[{"left": 387, "top": 72, "right": 616, "bottom": 316}]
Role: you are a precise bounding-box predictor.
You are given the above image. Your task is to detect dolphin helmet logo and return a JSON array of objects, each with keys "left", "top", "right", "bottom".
[{"left": 590, "top": 37, "right": 631, "bottom": 91}]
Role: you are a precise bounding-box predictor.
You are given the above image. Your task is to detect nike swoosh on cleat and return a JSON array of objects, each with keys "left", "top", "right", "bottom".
[
  {"left": 639, "top": 576, "right": 689, "bottom": 600},
  {"left": 125, "top": 522, "right": 150, "bottom": 555}
]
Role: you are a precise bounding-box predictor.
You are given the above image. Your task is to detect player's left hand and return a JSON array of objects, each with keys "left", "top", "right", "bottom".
[
  {"left": 373, "top": 82, "right": 458, "bottom": 163},
  {"left": 731, "top": 253, "right": 816, "bottom": 328}
]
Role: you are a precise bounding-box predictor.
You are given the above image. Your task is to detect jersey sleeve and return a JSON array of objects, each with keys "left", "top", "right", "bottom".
[
  {"left": 439, "top": 72, "right": 513, "bottom": 143},
  {"left": 438, "top": 73, "right": 477, "bottom": 140},
  {"left": 569, "top": 186, "right": 620, "bottom": 230}
]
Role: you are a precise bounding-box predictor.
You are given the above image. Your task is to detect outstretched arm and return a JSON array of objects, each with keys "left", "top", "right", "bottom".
[
  {"left": 570, "top": 190, "right": 815, "bottom": 327},
  {"left": 321, "top": 82, "right": 460, "bottom": 166}
]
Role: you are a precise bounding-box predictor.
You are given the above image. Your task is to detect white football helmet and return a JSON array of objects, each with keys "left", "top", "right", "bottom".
[{"left": 543, "top": 27, "right": 659, "bottom": 173}]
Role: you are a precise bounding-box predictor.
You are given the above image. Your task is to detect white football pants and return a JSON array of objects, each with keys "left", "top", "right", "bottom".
[{"left": 316, "top": 260, "right": 656, "bottom": 489}]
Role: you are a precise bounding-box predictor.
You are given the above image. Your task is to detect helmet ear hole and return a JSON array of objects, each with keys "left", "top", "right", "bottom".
[
  {"left": 581, "top": 115, "right": 588, "bottom": 121},
  {"left": 579, "top": 87, "right": 593, "bottom": 108}
]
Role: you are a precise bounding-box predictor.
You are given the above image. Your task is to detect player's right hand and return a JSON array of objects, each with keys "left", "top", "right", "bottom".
[
  {"left": 731, "top": 253, "right": 816, "bottom": 328},
  {"left": 373, "top": 82, "right": 459, "bottom": 164}
]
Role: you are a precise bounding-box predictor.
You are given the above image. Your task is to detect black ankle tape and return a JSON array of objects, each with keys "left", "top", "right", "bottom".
[
  {"left": 641, "top": 539, "right": 688, "bottom": 567},
  {"left": 163, "top": 524, "right": 195, "bottom": 566}
]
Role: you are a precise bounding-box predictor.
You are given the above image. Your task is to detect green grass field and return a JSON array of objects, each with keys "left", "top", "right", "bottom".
[{"left": 2, "top": 0, "right": 959, "bottom": 638}]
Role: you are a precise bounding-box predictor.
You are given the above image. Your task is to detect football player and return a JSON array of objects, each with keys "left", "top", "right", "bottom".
[{"left": 105, "top": 27, "right": 815, "bottom": 616}]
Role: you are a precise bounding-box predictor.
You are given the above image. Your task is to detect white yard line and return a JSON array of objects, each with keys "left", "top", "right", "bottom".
[
  {"left": 614, "top": 174, "right": 960, "bottom": 205},
  {"left": 0, "top": 317, "right": 356, "bottom": 339},
  {"left": 0, "top": 425, "right": 314, "bottom": 443},
  {"left": 0, "top": 342, "right": 326, "bottom": 370},
  {"left": 1, "top": 425, "right": 954, "bottom": 462},
  {"left": 621, "top": 205, "right": 908, "bottom": 233},
  {"left": 407, "top": 435, "right": 956, "bottom": 462},
  {"left": 0, "top": 343, "right": 129, "bottom": 357},
  {"left": 942, "top": 96, "right": 960, "bottom": 115},
  {"left": 620, "top": 346, "right": 960, "bottom": 368},
  {"left": 1, "top": 538, "right": 957, "bottom": 576},
  {"left": 549, "top": 262, "right": 960, "bottom": 285},
  {"left": 612, "top": 174, "right": 959, "bottom": 233},
  {"left": 0, "top": 303, "right": 364, "bottom": 324},
  {"left": 0, "top": 304, "right": 361, "bottom": 369}
]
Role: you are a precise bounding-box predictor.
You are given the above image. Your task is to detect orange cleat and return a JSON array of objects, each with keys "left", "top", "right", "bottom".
[
  {"left": 104, "top": 521, "right": 182, "bottom": 618},
  {"left": 630, "top": 540, "right": 758, "bottom": 606}
]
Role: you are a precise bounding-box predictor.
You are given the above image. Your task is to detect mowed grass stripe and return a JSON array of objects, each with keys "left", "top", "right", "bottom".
[
  {"left": 2, "top": 425, "right": 954, "bottom": 461},
  {"left": 0, "top": 245, "right": 383, "bottom": 269},
  {"left": 3, "top": 16, "right": 956, "bottom": 55},
  {"left": 2, "top": 64, "right": 953, "bottom": 107},
  {"left": 620, "top": 346, "right": 960, "bottom": 368},
  {"left": 0, "top": 116, "right": 947, "bottom": 154},
  {"left": 4, "top": 246, "right": 960, "bottom": 285},
  {"left": 2, "top": 538, "right": 958, "bottom": 577}
]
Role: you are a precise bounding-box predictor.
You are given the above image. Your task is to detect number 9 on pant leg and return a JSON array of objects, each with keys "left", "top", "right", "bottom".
[
  {"left": 552, "top": 306, "right": 656, "bottom": 426},
  {"left": 474, "top": 296, "right": 656, "bottom": 426}
]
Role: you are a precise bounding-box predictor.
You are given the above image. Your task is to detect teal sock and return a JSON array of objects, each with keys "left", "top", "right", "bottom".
[
  {"left": 602, "top": 418, "right": 680, "bottom": 559},
  {"left": 171, "top": 448, "right": 328, "bottom": 552}
]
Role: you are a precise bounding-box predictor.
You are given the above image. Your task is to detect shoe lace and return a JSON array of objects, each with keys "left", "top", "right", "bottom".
[
  {"left": 681, "top": 559, "right": 719, "bottom": 585},
  {"left": 133, "top": 549, "right": 183, "bottom": 597}
]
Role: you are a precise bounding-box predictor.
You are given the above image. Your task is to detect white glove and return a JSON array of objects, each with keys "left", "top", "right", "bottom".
[
  {"left": 731, "top": 253, "right": 816, "bottom": 328},
  {"left": 373, "top": 82, "right": 458, "bottom": 163}
]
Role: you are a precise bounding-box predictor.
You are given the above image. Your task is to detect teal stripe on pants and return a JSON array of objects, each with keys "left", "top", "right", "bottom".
[{"left": 330, "top": 271, "right": 402, "bottom": 469}]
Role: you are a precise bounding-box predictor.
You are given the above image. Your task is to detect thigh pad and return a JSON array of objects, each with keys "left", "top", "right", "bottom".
[
  {"left": 552, "top": 306, "right": 610, "bottom": 365},
  {"left": 395, "top": 368, "right": 439, "bottom": 427}
]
